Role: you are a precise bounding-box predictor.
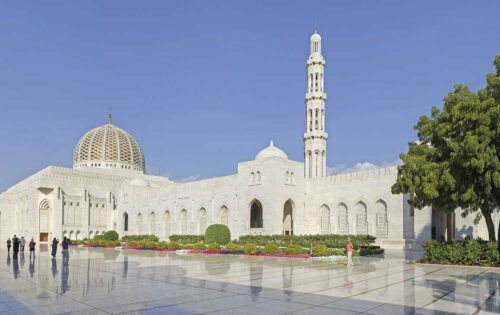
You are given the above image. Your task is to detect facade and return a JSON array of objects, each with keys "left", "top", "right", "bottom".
[{"left": 0, "top": 32, "right": 496, "bottom": 249}]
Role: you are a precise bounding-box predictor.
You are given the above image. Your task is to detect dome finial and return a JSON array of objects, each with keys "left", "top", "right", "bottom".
[
  {"left": 270, "top": 140, "right": 274, "bottom": 147},
  {"left": 108, "top": 107, "right": 112, "bottom": 124}
]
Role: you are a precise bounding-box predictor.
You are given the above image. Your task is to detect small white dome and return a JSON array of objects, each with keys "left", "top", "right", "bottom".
[
  {"left": 311, "top": 32, "right": 321, "bottom": 41},
  {"left": 130, "top": 177, "right": 151, "bottom": 187},
  {"left": 255, "top": 141, "right": 288, "bottom": 160}
]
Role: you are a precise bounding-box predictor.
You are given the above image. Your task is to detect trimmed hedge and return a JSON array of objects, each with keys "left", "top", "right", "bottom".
[
  {"left": 205, "top": 225, "right": 231, "bottom": 245},
  {"left": 193, "top": 243, "right": 206, "bottom": 250},
  {"left": 312, "top": 244, "right": 329, "bottom": 257},
  {"left": 207, "top": 243, "right": 221, "bottom": 250},
  {"left": 122, "top": 235, "right": 159, "bottom": 242},
  {"left": 423, "top": 240, "right": 499, "bottom": 265},
  {"left": 103, "top": 231, "right": 119, "bottom": 241},
  {"left": 169, "top": 235, "right": 204, "bottom": 244},
  {"left": 225, "top": 243, "right": 241, "bottom": 251},
  {"left": 237, "top": 234, "right": 375, "bottom": 248},
  {"left": 244, "top": 243, "right": 258, "bottom": 254},
  {"left": 262, "top": 243, "right": 279, "bottom": 254},
  {"left": 286, "top": 245, "right": 305, "bottom": 255}
]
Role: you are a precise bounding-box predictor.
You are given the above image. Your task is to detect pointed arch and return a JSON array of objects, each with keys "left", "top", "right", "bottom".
[
  {"left": 149, "top": 211, "right": 156, "bottom": 235},
  {"left": 282, "top": 199, "right": 294, "bottom": 235},
  {"left": 180, "top": 209, "right": 188, "bottom": 234},
  {"left": 320, "top": 204, "right": 330, "bottom": 234},
  {"left": 375, "top": 200, "right": 388, "bottom": 238},
  {"left": 220, "top": 205, "right": 229, "bottom": 226},
  {"left": 137, "top": 213, "right": 143, "bottom": 234},
  {"left": 164, "top": 210, "right": 171, "bottom": 237},
  {"left": 355, "top": 201, "right": 368, "bottom": 235},
  {"left": 123, "top": 212, "right": 129, "bottom": 232},
  {"left": 198, "top": 208, "right": 207, "bottom": 235},
  {"left": 249, "top": 199, "right": 263, "bottom": 228},
  {"left": 337, "top": 203, "right": 349, "bottom": 235},
  {"left": 39, "top": 199, "right": 50, "bottom": 211}
]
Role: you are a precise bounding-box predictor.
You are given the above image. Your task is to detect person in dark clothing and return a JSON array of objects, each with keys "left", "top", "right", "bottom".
[
  {"left": 29, "top": 238, "right": 36, "bottom": 258},
  {"left": 6, "top": 238, "right": 11, "bottom": 254},
  {"left": 51, "top": 238, "right": 59, "bottom": 258},
  {"left": 62, "top": 237, "right": 70, "bottom": 265},
  {"left": 12, "top": 235, "right": 20, "bottom": 259}
]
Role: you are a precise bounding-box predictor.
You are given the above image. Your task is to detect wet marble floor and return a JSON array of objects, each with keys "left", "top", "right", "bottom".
[{"left": 0, "top": 247, "right": 498, "bottom": 315}]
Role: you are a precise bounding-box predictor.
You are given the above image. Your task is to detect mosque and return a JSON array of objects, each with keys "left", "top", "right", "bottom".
[{"left": 0, "top": 32, "right": 491, "bottom": 249}]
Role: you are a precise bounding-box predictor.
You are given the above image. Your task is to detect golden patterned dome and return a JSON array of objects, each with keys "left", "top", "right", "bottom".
[{"left": 73, "top": 116, "right": 145, "bottom": 173}]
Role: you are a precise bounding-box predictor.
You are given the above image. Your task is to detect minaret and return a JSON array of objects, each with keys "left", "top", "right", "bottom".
[{"left": 304, "top": 31, "right": 328, "bottom": 178}]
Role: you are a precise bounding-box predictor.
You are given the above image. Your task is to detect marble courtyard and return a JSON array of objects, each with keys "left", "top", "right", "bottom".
[{"left": 0, "top": 247, "right": 499, "bottom": 314}]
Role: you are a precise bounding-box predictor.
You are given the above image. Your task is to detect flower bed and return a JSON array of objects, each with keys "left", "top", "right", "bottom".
[
  {"left": 83, "top": 244, "right": 118, "bottom": 248},
  {"left": 254, "top": 253, "right": 310, "bottom": 258}
]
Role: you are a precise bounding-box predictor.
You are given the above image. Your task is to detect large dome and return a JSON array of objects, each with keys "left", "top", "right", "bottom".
[{"left": 73, "top": 117, "right": 145, "bottom": 173}]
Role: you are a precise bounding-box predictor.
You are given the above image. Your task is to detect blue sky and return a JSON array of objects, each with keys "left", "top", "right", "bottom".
[{"left": 1, "top": 1, "right": 499, "bottom": 190}]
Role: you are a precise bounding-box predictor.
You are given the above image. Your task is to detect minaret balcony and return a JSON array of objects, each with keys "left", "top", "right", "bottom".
[{"left": 305, "top": 92, "right": 327, "bottom": 100}]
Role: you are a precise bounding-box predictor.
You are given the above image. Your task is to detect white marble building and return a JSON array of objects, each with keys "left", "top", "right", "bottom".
[{"left": 0, "top": 32, "right": 495, "bottom": 249}]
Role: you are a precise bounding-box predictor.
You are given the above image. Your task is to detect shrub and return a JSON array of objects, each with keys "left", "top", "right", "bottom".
[
  {"left": 103, "top": 231, "right": 119, "bottom": 241},
  {"left": 127, "top": 241, "right": 137, "bottom": 247},
  {"left": 262, "top": 243, "right": 279, "bottom": 254},
  {"left": 359, "top": 246, "right": 384, "bottom": 256},
  {"left": 423, "top": 240, "right": 498, "bottom": 265},
  {"left": 207, "top": 243, "right": 221, "bottom": 250},
  {"left": 225, "top": 243, "right": 241, "bottom": 251},
  {"left": 157, "top": 242, "right": 168, "bottom": 249},
  {"left": 167, "top": 242, "right": 180, "bottom": 249},
  {"left": 193, "top": 243, "right": 207, "bottom": 250},
  {"left": 286, "top": 245, "right": 304, "bottom": 255},
  {"left": 481, "top": 241, "right": 500, "bottom": 263},
  {"left": 144, "top": 241, "right": 157, "bottom": 249},
  {"left": 121, "top": 235, "right": 159, "bottom": 242},
  {"left": 237, "top": 234, "right": 375, "bottom": 248},
  {"left": 243, "top": 243, "right": 258, "bottom": 255},
  {"left": 168, "top": 235, "right": 204, "bottom": 244},
  {"left": 105, "top": 240, "right": 119, "bottom": 247},
  {"left": 94, "top": 234, "right": 105, "bottom": 240},
  {"left": 328, "top": 248, "right": 346, "bottom": 256},
  {"left": 312, "top": 244, "right": 329, "bottom": 257},
  {"left": 205, "top": 224, "right": 231, "bottom": 245}
]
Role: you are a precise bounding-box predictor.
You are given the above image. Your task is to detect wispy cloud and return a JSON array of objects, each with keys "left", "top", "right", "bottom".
[
  {"left": 175, "top": 175, "right": 203, "bottom": 183},
  {"left": 326, "top": 160, "right": 401, "bottom": 175}
]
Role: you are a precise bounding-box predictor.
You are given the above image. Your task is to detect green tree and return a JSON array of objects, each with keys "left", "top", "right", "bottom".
[{"left": 392, "top": 55, "right": 500, "bottom": 241}]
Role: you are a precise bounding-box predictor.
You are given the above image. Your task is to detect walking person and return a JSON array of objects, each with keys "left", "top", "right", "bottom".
[
  {"left": 12, "top": 235, "right": 20, "bottom": 259},
  {"left": 6, "top": 238, "right": 11, "bottom": 254},
  {"left": 29, "top": 237, "right": 36, "bottom": 258},
  {"left": 51, "top": 238, "right": 59, "bottom": 258},
  {"left": 20, "top": 236, "right": 26, "bottom": 254},
  {"left": 346, "top": 237, "right": 353, "bottom": 267},
  {"left": 62, "top": 237, "right": 70, "bottom": 265}
]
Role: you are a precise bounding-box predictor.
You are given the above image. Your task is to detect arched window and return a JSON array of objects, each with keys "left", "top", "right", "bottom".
[
  {"left": 199, "top": 208, "right": 207, "bottom": 234},
  {"left": 137, "top": 213, "right": 143, "bottom": 234},
  {"left": 315, "top": 72, "right": 319, "bottom": 91},
  {"left": 320, "top": 205, "right": 330, "bottom": 234},
  {"left": 76, "top": 231, "right": 80, "bottom": 240},
  {"left": 355, "top": 202, "right": 368, "bottom": 235},
  {"left": 164, "top": 211, "right": 171, "bottom": 237},
  {"left": 375, "top": 200, "right": 388, "bottom": 238},
  {"left": 256, "top": 171, "right": 261, "bottom": 183},
  {"left": 338, "top": 203, "right": 349, "bottom": 234},
  {"left": 180, "top": 209, "right": 188, "bottom": 234},
  {"left": 250, "top": 200, "right": 263, "bottom": 228},
  {"left": 123, "top": 212, "right": 129, "bottom": 232},
  {"left": 150, "top": 212, "right": 156, "bottom": 235},
  {"left": 220, "top": 206, "right": 229, "bottom": 226},
  {"left": 309, "top": 73, "right": 313, "bottom": 92},
  {"left": 315, "top": 109, "right": 319, "bottom": 130}
]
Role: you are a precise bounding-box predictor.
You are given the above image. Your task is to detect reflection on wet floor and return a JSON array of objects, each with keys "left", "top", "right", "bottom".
[{"left": 0, "top": 246, "right": 498, "bottom": 314}]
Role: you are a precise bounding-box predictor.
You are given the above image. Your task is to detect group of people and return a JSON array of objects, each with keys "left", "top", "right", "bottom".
[
  {"left": 6, "top": 235, "right": 36, "bottom": 259},
  {"left": 6, "top": 235, "right": 70, "bottom": 265},
  {"left": 51, "top": 237, "right": 71, "bottom": 265}
]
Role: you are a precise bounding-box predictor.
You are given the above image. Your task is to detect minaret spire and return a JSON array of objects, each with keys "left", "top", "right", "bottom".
[{"left": 304, "top": 31, "right": 328, "bottom": 179}]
